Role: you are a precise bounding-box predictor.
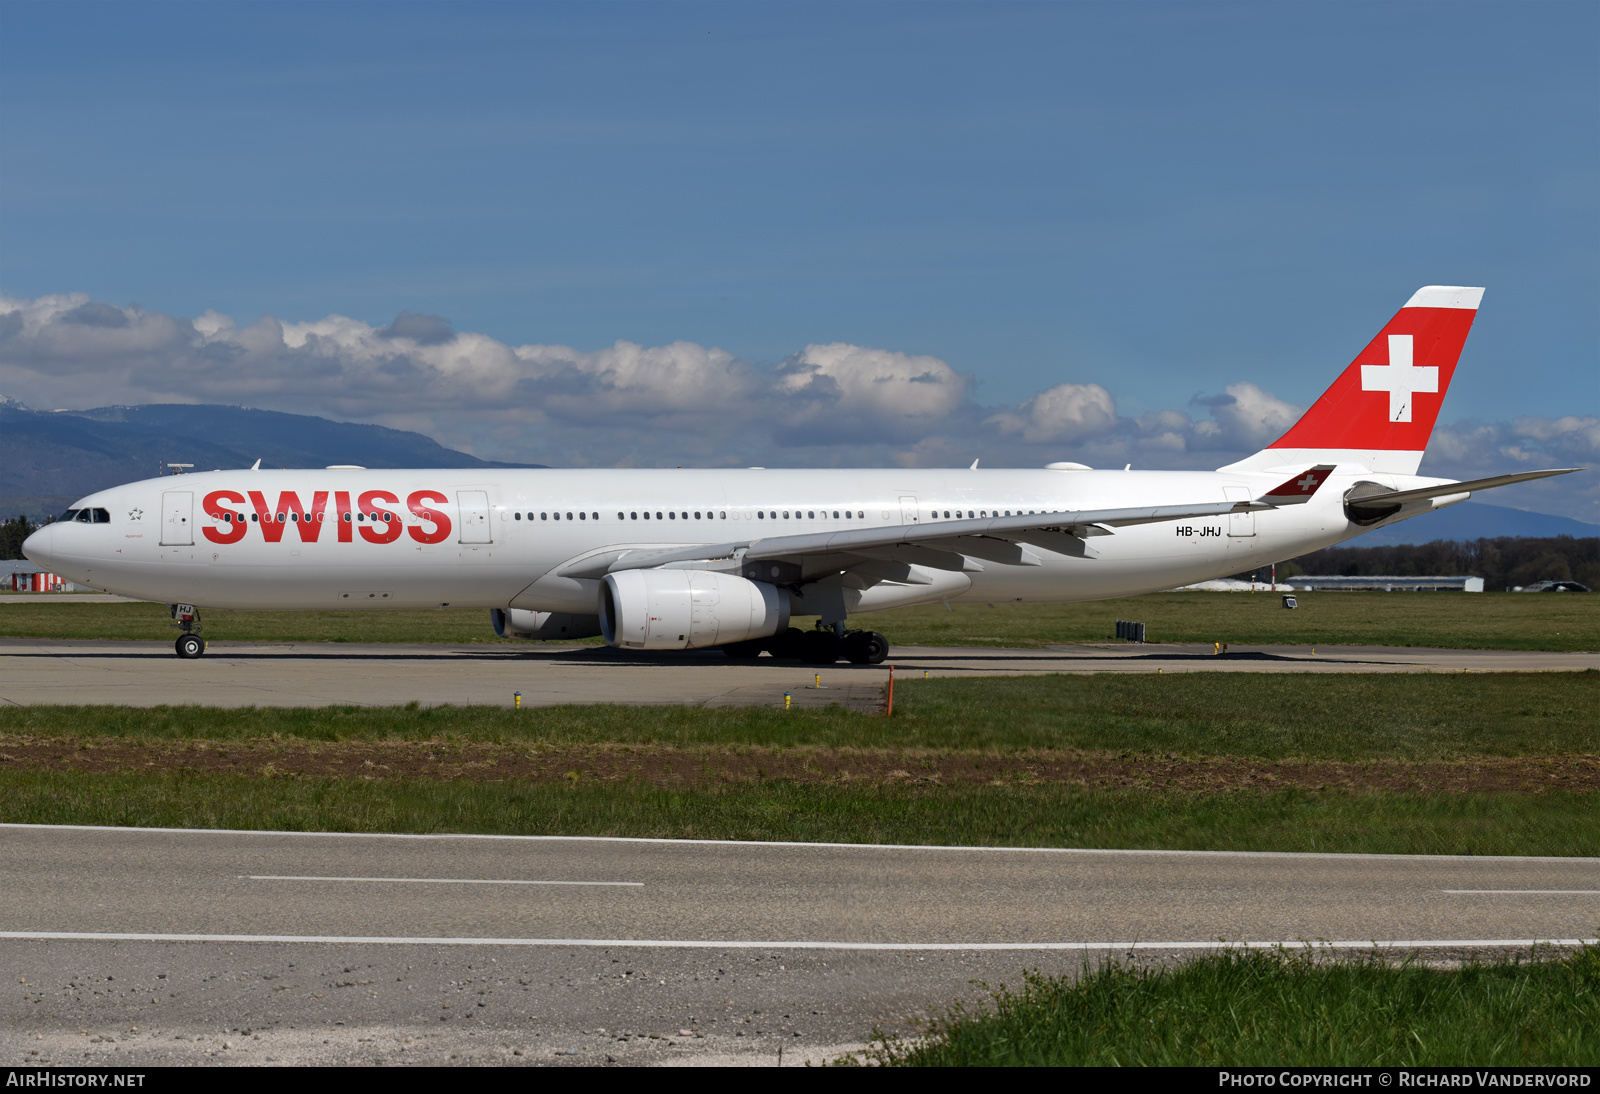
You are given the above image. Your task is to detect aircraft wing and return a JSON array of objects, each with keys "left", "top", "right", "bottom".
[{"left": 592, "top": 498, "right": 1267, "bottom": 577}]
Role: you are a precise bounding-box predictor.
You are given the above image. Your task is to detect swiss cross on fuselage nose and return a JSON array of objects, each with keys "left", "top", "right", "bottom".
[{"left": 1360, "top": 334, "right": 1437, "bottom": 423}]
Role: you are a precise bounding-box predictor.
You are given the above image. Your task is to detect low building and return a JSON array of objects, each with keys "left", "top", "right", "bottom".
[
  {"left": 3, "top": 560, "right": 96, "bottom": 593},
  {"left": 1291, "top": 575, "right": 1484, "bottom": 592}
]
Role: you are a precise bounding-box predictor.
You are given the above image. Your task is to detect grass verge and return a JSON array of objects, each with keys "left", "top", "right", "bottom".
[
  {"left": 3, "top": 673, "right": 1594, "bottom": 760},
  {"left": 873, "top": 947, "right": 1600, "bottom": 1066},
  {"left": 2, "top": 590, "right": 1596, "bottom": 649},
  {"left": 3, "top": 771, "right": 1597, "bottom": 856},
  {"left": 867, "top": 591, "right": 1600, "bottom": 651}
]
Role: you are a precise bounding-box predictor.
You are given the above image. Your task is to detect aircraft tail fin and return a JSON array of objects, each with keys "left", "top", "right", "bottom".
[{"left": 1219, "top": 286, "right": 1483, "bottom": 476}]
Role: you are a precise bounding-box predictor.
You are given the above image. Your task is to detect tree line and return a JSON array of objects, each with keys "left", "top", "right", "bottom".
[
  {"left": 1275, "top": 535, "right": 1598, "bottom": 591},
  {"left": 0, "top": 515, "right": 49, "bottom": 561}
]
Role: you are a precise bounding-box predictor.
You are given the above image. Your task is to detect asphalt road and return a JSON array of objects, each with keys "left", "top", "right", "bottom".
[
  {"left": 2, "top": 825, "right": 1596, "bottom": 1066},
  {"left": 1, "top": 639, "right": 1592, "bottom": 709}
]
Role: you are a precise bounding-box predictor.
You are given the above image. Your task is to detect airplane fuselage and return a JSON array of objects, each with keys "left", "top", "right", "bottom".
[{"left": 29, "top": 464, "right": 1449, "bottom": 615}]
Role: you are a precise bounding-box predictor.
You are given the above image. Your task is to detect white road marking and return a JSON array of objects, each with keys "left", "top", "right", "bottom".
[
  {"left": 243, "top": 874, "right": 642, "bottom": 887},
  {"left": 1442, "top": 890, "right": 1600, "bottom": 895},
  {"left": 0, "top": 931, "right": 1593, "bottom": 951},
  {"left": 6, "top": 822, "right": 1597, "bottom": 863}
]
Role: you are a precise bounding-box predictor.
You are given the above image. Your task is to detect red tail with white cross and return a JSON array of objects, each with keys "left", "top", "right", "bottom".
[{"left": 1225, "top": 286, "right": 1483, "bottom": 476}]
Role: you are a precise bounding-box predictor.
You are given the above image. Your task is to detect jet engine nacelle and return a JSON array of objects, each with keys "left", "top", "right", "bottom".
[
  {"left": 600, "top": 569, "right": 790, "bottom": 650},
  {"left": 491, "top": 607, "right": 602, "bottom": 640}
]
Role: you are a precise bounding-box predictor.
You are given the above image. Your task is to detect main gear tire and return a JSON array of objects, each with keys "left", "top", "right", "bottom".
[
  {"left": 721, "top": 638, "right": 765, "bottom": 660},
  {"left": 766, "top": 627, "right": 806, "bottom": 660},
  {"left": 842, "top": 631, "right": 890, "bottom": 665},
  {"left": 175, "top": 634, "right": 206, "bottom": 659},
  {"left": 799, "top": 630, "right": 843, "bottom": 665}
]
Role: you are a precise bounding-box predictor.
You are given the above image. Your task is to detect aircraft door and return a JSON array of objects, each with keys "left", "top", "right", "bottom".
[
  {"left": 457, "top": 490, "right": 493, "bottom": 543},
  {"left": 899, "top": 496, "right": 920, "bottom": 525},
  {"left": 1223, "top": 486, "right": 1256, "bottom": 537},
  {"left": 160, "top": 490, "right": 194, "bottom": 545}
]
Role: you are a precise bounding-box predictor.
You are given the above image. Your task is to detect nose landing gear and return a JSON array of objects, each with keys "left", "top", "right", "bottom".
[{"left": 170, "top": 603, "right": 207, "bottom": 658}]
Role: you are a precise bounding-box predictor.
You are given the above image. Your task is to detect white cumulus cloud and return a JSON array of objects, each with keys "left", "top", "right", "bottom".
[{"left": 1, "top": 292, "right": 1590, "bottom": 521}]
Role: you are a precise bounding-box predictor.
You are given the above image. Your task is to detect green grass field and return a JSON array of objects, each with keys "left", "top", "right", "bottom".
[
  {"left": 871, "top": 948, "right": 1600, "bottom": 1066},
  {"left": 2, "top": 674, "right": 1594, "bottom": 855},
  {"left": 3, "top": 672, "right": 1594, "bottom": 760},
  {"left": 2, "top": 771, "right": 1595, "bottom": 856},
  {"left": 868, "top": 590, "right": 1599, "bottom": 651},
  {"left": 1, "top": 589, "right": 1595, "bottom": 649}
]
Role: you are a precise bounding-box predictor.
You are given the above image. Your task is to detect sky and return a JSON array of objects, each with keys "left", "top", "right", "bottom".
[{"left": 1, "top": 2, "right": 1596, "bottom": 520}]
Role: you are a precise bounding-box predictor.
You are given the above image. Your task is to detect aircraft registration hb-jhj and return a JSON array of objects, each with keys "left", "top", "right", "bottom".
[{"left": 23, "top": 286, "right": 1581, "bottom": 662}]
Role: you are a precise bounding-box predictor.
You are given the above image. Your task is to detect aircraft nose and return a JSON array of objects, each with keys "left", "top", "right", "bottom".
[{"left": 21, "top": 524, "right": 58, "bottom": 570}]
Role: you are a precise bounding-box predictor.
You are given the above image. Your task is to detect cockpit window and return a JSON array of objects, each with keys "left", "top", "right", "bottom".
[
  {"left": 59, "top": 509, "right": 79, "bottom": 522},
  {"left": 74, "top": 509, "right": 92, "bottom": 523},
  {"left": 91, "top": 508, "right": 111, "bottom": 523}
]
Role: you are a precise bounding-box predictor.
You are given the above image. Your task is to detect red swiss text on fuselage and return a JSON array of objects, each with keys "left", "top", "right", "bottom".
[
  {"left": 247, "top": 490, "right": 329, "bottom": 543},
  {"left": 202, "top": 487, "right": 455, "bottom": 545},
  {"left": 335, "top": 491, "right": 353, "bottom": 543},
  {"left": 201, "top": 490, "right": 248, "bottom": 544},
  {"left": 357, "top": 490, "right": 403, "bottom": 544},
  {"left": 406, "top": 490, "right": 451, "bottom": 544}
]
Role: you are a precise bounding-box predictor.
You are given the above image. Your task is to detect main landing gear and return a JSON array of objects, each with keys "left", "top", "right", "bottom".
[
  {"left": 170, "top": 603, "right": 207, "bottom": 659},
  {"left": 723, "top": 626, "right": 890, "bottom": 665}
]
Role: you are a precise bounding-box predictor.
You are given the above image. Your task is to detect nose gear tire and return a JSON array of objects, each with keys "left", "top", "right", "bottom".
[{"left": 175, "top": 634, "right": 206, "bottom": 659}]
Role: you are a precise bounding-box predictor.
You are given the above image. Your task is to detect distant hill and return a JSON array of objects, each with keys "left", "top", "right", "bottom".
[
  {"left": 0, "top": 399, "right": 541, "bottom": 519},
  {"left": 1354, "top": 501, "right": 1597, "bottom": 545}
]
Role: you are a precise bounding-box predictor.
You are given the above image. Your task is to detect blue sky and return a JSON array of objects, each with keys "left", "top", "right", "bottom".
[{"left": 1, "top": 2, "right": 1596, "bottom": 518}]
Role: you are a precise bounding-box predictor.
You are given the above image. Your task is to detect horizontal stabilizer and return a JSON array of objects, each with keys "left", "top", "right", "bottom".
[{"left": 1345, "top": 467, "right": 1581, "bottom": 520}]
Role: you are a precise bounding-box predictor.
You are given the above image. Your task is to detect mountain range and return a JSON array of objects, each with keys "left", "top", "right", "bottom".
[
  {"left": 0, "top": 398, "right": 538, "bottom": 519},
  {"left": 2, "top": 398, "right": 1594, "bottom": 542}
]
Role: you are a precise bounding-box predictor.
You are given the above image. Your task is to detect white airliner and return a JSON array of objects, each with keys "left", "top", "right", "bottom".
[{"left": 22, "top": 286, "right": 1578, "bottom": 662}]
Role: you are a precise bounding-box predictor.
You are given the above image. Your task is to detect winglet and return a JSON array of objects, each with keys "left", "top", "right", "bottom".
[{"left": 1257, "top": 464, "right": 1337, "bottom": 506}]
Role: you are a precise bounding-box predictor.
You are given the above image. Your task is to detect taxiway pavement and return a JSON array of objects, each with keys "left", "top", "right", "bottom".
[
  {"left": 1, "top": 825, "right": 1596, "bottom": 1066},
  {"left": 0, "top": 639, "right": 1592, "bottom": 709}
]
